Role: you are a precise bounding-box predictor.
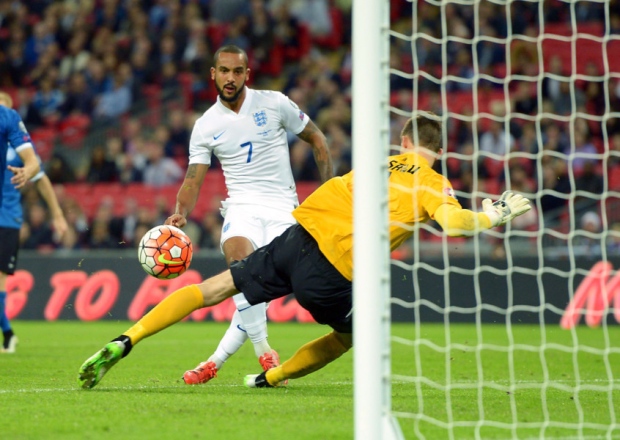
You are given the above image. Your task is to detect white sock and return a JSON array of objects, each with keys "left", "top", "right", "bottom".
[
  {"left": 211, "top": 309, "right": 248, "bottom": 369},
  {"left": 233, "top": 293, "right": 272, "bottom": 357}
]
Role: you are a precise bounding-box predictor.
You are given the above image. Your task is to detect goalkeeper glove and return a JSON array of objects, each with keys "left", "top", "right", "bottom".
[{"left": 482, "top": 191, "right": 532, "bottom": 227}]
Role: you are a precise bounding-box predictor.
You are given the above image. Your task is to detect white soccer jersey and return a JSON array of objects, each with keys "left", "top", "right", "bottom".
[{"left": 189, "top": 88, "right": 309, "bottom": 210}]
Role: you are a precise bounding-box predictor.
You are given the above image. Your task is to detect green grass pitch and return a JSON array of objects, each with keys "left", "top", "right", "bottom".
[{"left": 1, "top": 321, "right": 618, "bottom": 439}]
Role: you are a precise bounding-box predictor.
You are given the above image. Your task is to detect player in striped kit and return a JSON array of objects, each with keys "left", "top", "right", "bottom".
[{"left": 165, "top": 45, "right": 332, "bottom": 383}]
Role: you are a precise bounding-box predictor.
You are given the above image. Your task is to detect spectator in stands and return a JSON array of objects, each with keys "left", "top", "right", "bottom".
[
  {"left": 552, "top": 81, "right": 586, "bottom": 116},
  {"left": 447, "top": 47, "right": 475, "bottom": 92},
  {"left": 271, "top": 3, "right": 307, "bottom": 62},
  {"left": 20, "top": 203, "right": 55, "bottom": 250},
  {"left": 59, "top": 72, "right": 95, "bottom": 117},
  {"left": 142, "top": 138, "right": 183, "bottom": 187},
  {"left": 15, "top": 89, "right": 44, "bottom": 129},
  {"left": 541, "top": 122, "right": 570, "bottom": 155},
  {"left": 280, "top": 0, "right": 333, "bottom": 39},
  {"left": 539, "top": 161, "right": 570, "bottom": 216},
  {"left": 104, "top": 136, "right": 126, "bottom": 176},
  {"left": 133, "top": 223, "right": 153, "bottom": 249},
  {"left": 477, "top": 25, "right": 505, "bottom": 71},
  {"left": 607, "top": 223, "right": 620, "bottom": 255},
  {"left": 611, "top": 13, "right": 620, "bottom": 34},
  {"left": 506, "top": 164, "right": 538, "bottom": 231},
  {"left": 28, "top": 41, "right": 61, "bottom": 86},
  {"left": 116, "top": 198, "right": 140, "bottom": 246},
  {"left": 542, "top": 55, "right": 564, "bottom": 102},
  {"left": 513, "top": 81, "right": 537, "bottom": 116},
  {"left": 146, "top": 0, "right": 169, "bottom": 32},
  {"left": 88, "top": 219, "right": 121, "bottom": 249},
  {"left": 87, "top": 198, "right": 121, "bottom": 248},
  {"left": 455, "top": 166, "right": 474, "bottom": 210},
  {"left": 93, "top": 73, "right": 132, "bottom": 123},
  {"left": 609, "top": 132, "right": 620, "bottom": 170},
  {"left": 479, "top": 101, "right": 516, "bottom": 157},
  {"left": 46, "top": 154, "right": 76, "bottom": 184},
  {"left": 518, "top": 122, "right": 538, "bottom": 154},
  {"left": 183, "top": 21, "right": 212, "bottom": 95},
  {"left": 479, "top": 118, "right": 515, "bottom": 175},
  {"left": 161, "top": 62, "right": 181, "bottom": 97},
  {"left": 122, "top": 132, "right": 149, "bottom": 183},
  {"left": 56, "top": 225, "right": 81, "bottom": 252},
  {"left": 246, "top": 0, "right": 276, "bottom": 73},
  {"left": 324, "top": 122, "right": 352, "bottom": 176},
  {"left": 566, "top": 131, "right": 598, "bottom": 176},
  {"left": 60, "top": 198, "right": 89, "bottom": 245},
  {"left": 222, "top": 16, "right": 251, "bottom": 52},
  {"left": 32, "top": 76, "right": 65, "bottom": 122},
  {"left": 199, "top": 210, "right": 224, "bottom": 250},
  {"left": 575, "top": 2, "right": 605, "bottom": 22},
  {"left": 129, "top": 49, "right": 158, "bottom": 100},
  {"left": 84, "top": 58, "right": 110, "bottom": 97},
  {"left": 574, "top": 210, "right": 602, "bottom": 257},
  {"left": 510, "top": 25, "right": 538, "bottom": 76},
  {"left": 575, "top": 161, "right": 604, "bottom": 210},
  {"left": 85, "top": 146, "right": 119, "bottom": 183},
  {"left": 167, "top": 109, "right": 191, "bottom": 157},
  {"left": 315, "top": 94, "right": 351, "bottom": 133},
  {"left": 415, "top": 26, "right": 442, "bottom": 71},
  {"left": 158, "top": 34, "right": 181, "bottom": 68},
  {"left": 23, "top": 21, "right": 55, "bottom": 68},
  {"left": 59, "top": 31, "right": 90, "bottom": 82},
  {"left": 3, "top": 42, "right": 29, "bottom": 88},
  {"left": 210, "top": 0, "right": 251, "bottom": 23}
]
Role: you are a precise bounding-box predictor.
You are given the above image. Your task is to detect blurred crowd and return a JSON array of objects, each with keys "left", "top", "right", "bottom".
[{"left": 1, "top": 0, "right": 619, "bottom": 256}]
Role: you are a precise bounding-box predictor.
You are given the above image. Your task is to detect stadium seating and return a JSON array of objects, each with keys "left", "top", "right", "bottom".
[
  {"left": 30, "top": 127, "right": 57, "bottom": 162},
  {"left": 58, "top": 114, "right": 91, "bottom": 149}
]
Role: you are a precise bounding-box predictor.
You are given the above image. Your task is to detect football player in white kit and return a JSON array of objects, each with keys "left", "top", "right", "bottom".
[{"left": 165, "top": 45, "right": 333, "bottom": 384}]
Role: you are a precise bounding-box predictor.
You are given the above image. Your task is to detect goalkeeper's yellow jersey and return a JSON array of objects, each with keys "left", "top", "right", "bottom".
[{"left": 292, "top": 151, "right": 461, "bottom": 281}]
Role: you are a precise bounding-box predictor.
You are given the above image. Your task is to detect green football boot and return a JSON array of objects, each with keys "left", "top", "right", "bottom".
[{"left": 78, "top": 341, "right": 124, "bottom": 389}]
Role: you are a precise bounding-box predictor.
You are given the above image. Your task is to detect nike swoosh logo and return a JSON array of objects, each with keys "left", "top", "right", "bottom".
[
  {"left": 236, "top": 324, "right": 247, "bottom": 333},
  {"left": 157, "top": 254, "right": 184, "bottom": 265},
  {"left": 214, "top": 131, "right": 225, "bottom": 140}
]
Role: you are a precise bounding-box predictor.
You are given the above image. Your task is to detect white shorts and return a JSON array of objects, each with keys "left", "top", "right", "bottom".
[{"left": 219, "top": 202, "right": 297, "bottom": 252}]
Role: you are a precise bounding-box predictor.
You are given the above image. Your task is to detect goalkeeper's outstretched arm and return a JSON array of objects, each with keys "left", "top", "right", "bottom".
[{"left": 434, "top": 191, "right": 532, "bottom": 236}]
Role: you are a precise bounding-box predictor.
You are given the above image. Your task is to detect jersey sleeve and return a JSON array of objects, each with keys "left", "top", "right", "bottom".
[
  {"left": 277, "top": 92, "right": 309, "bottom": 135},
  {"left": 188, "top": 117, "right": 213, "bottom": 166},
  {"left": 7, "top": 109, "right": 33, "bottom": 150},
  {"left": 420, "top": 172, "right": 461, "bottom": 219}
]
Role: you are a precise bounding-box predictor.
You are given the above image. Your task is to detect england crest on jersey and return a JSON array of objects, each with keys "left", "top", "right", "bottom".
[{"left": 253, "top": 110, "right": 267, "bottom": 127}]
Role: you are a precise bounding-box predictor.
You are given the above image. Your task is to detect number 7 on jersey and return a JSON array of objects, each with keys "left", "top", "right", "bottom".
[{"left": 240, "top": 142, "right": 253, "bottom": 163}]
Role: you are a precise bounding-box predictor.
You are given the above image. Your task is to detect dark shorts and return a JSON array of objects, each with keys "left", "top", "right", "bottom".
[
  {"left": 0, "top": 227, "right": 20, "bottom": 275},
  {"left": 230, "top": 224, "right": 353, "bottom": 333}
]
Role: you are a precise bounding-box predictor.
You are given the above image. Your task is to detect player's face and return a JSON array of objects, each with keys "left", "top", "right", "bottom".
[{"left": 211, "top": 53, "right": 250, "bottom": 103}]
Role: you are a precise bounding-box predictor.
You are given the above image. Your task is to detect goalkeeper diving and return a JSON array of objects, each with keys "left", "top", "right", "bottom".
[{"left": 78, "top": 113, "right": 531, "bottom": 389}]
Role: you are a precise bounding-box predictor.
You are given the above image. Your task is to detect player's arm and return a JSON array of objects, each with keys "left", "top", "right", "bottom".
[
  {"left": 35, "top": 174, "right": 68, "bottom": 238},
  {"left": 296, "top": 120, "right": 333, "bottom": 183},
  {"left": 10, "top": 147, "right": 40, "bottom": 188},
  {"left": 167, "top": 163, "right": 209, "bottom": 228},
  {"left": 434, "top": 191, "right": 531, "bottom": 236}
]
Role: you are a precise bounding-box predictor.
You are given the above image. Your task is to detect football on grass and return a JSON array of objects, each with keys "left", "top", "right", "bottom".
[{"left": 138, "top": 225, "right": 193, "bottom": 279}]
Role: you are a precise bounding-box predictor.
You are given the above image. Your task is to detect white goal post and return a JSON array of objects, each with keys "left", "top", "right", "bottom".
[
  {"left": 354, "top": 0, "right": 620, "bottom": 439},
  {"left": 353, "top": 0, "right": 402, "bottom": 439}
]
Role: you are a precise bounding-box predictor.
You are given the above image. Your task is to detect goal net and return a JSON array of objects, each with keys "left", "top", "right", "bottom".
[{"left": 377, "top": 0, "right": 620, "bottom": 438}]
